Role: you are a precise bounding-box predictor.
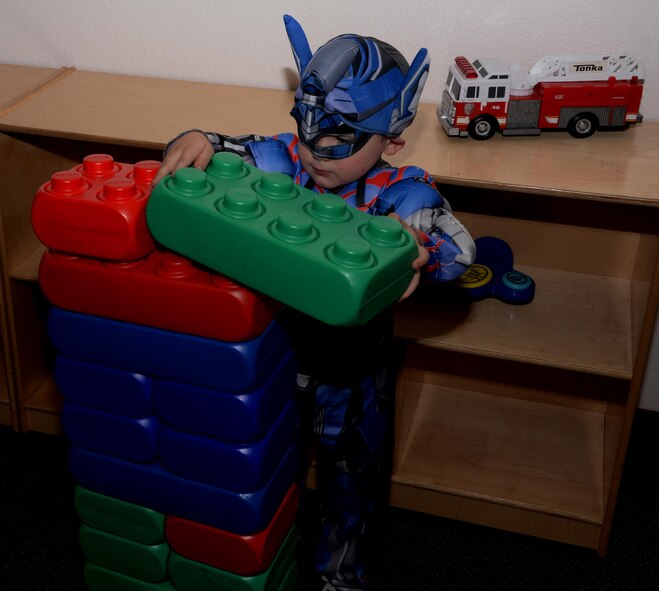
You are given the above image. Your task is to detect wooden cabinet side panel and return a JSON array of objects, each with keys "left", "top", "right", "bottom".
[{"left": 0, "top": 134, "right": 77, "bottom": 429}]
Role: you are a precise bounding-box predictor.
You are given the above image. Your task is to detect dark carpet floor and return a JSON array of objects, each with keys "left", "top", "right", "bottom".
[{"left": 1, "top": 408, "right": 657, "bottom": 591}]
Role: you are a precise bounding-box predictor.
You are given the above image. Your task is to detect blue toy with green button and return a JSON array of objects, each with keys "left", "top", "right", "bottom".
[
  {"left": 146, "top": 152, "right": 419, "bottom": 326},
  {"left": 456, "top": 236, "right": 535, "bottom": 304}
]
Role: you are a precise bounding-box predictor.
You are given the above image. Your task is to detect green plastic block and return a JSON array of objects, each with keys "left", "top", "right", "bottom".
[
  {"left": 168, "top": 524, "right": 298, "bottom": 591},
  {"left": 146, "top": 152, "right": 418, "bottom": 326},
  {"left": 80, "top": 523, "right": 169, "bottom": 583},
  {"left": 277, "top": 561, "right": 297, "bottom": 591},
  {"left": 84, "top": 562, "right": 177, "bottom": 591},
  {"left": 75, "top": 486, "right": 165, "bottom": 545}
]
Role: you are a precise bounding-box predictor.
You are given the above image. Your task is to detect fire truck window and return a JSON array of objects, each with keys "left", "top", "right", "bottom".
[
  {"left": 466, "top": 86, "right": 479, "bottom": 99},
  {"left": 473, "top": 60, "right": 489, "bottom": 77},
  {"left": 487, "top": 86, "right": 506, "bottom": 99},
  {"left": 446, "top": 72, "right": 453, "bottom": 87},
  {"left": 451, "top": 79, "right": 462, "bottom": 100}
]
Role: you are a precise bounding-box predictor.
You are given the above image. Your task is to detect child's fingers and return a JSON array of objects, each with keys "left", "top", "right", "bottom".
[{"left": 192, "top": 149, "right": 213, "bottom": 171}]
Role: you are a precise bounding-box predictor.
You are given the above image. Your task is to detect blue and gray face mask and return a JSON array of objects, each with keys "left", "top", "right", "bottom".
[
  {"left": 290, "top": 95, "right": 372, "bottom": 160},
  {"left": 284, "top": 15, "right": 430, "bottom": 160}
]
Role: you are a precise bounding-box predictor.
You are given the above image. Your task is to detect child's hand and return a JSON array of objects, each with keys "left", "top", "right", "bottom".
[
  {"left": 388, "top": 213, "right": 430, "bottom": 301},
  {"left": 152, "top": 132, "right": 214, "bottom": 187}
]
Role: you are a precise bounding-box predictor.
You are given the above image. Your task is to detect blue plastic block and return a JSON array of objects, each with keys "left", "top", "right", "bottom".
[
  {"left": 55, "top": 356, "right": 153, "bottom": 417},
  {"left": 62, "top": 402, "right": 159, "bottom": 463},
  {"left": 147, "top": 153, "right": 418, "bottom": 327},
  {"left": 69, "top": 445, "right": 297, "bottom": 535},
  {"left": 48, "top": 307, "right": 290, "bottom": 392},
  {"left": 159, "top": 400, "right": 298, "bottom": 492},
  {"left": 153, "top": 350, "right": 296, "bottom": 443}
]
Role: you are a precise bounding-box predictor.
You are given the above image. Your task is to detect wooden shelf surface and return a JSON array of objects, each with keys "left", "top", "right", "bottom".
[
  {"left": 11, "top": 245, "right": 45, "bottom": 281},
  {"left": 394, "top": 366, "right": 606, "bottom": 524},
  {"left": 0, "top": 64, "right": 73, "bottom": 117},
  {"left": 25, "top": 375, "right": 62, "bottom": 412},
  {"left": 0, "top": 67, "right": 658, "bottom": 207},
  {"left": 24, "top": 376, "right": 63, "bottom": 435},
  {"left": 0, "top": 69, "right": 295, "bottom": 150},
  {"left": 394, "top": 266, "right": 635, "bottom": 378},
  {"left": 0, "top": 401, "right": 11, "bottom": 426}
]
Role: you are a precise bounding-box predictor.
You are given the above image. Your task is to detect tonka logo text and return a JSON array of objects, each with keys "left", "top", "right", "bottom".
[{"left": 572, "top": 63, "right": 604, "bottom": 72}]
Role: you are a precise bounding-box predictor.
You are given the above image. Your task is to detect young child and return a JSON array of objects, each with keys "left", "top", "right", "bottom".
[{"left": 153, "top": 15, "right": 475, "bottom": 591}]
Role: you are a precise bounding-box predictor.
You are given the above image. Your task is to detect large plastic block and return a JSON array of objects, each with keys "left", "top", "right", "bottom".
[
  {"left": 39, "top": 248, "right": 281, "bottom": 342},
  {"left": 168, "top": 525, "right": 298, "bottom": 591},
  {"left": 158, "top": 400, "right": 297, "bottom": 492},
  {"left": 62, "top": 402, "right": 159, "bottom": 463},
  {"left": 153, "top": 350, "right": 296, "bottom": 443},
  {"left": 79, "top": 523, "right": 169, "bottom": 583},
  {"left": 146, "top": 152, "right": 418, "bottom": 326},
  {"left": 48, "top": 307, "right": 290, "bottom": 392},
  {"left": 32, "top": 154, "right": 159, "bottom": 261},
  {"left": 75, "top": 486, "right": 165, "bottom": 545},
  {"left": 69, "top": 445, "right": 297, "bottom": 535},
  {"left": 55, "top": 356, "right": 153, "bottom": 418},
  {"left": 165, "top": 484, "right": 298, "bottom": 576},
  {"left": 84, "top": 562, "right": 177, "bottom": 591}
]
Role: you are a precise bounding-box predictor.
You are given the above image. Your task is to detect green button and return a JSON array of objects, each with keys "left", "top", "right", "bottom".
[
  {"left": 328, "top": 237, "right": 374, "bottom": 269},
  {"left": 307, "top": 193, "right": 350, "bottom": 222},
  {"left": 256, "top": 173, "right": 296, "bottom": 199},
  {"left": 219, "top": 188, "right": 263, "bottom": 219},
  {"left": 362, "top": 216, "right": 407, "bottom": 247},
  {"left": 207, "top": 152, "right": 247, "bottom": 179},
  {"left": 171, "top": 168, "right": 209, "bottom": 195}
]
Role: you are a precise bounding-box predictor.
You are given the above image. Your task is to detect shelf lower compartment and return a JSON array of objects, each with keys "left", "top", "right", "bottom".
[
  {"left": 24, "top": 376, "right": 63, "bottom": 435},
  {"left": 392, "top": 351, "right": 626, "bottom": 550},
  {"left": 0, "top": 400, "right": 11, "bottom": 426},
  {"left": 389, "top": 481, "right": 603, "bottom": 550}
]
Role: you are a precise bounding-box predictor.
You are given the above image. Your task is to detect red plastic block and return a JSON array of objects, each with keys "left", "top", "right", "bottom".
[
  {"left": 39, "top": 248, "right": 282, "bottom": 342},
  {"left": 165, "top": 483, "right": 298, "bottom": 576},
  {"left": 32, "top": 154, "right": 160, "bottom": 261}
]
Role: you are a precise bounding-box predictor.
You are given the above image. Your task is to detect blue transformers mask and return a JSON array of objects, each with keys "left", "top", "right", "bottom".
[{"left": 284, "top": 15, "right": 430, "bottom": 160}]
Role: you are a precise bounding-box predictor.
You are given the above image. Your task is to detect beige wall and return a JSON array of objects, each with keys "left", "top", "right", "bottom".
[{"left": 1, "top": 0, "right": 658, "bottom": 120}]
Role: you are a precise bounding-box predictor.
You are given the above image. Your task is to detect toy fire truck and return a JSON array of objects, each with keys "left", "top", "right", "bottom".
[{"left": 438, "top": 53, "right": 644, "bottom": 140}]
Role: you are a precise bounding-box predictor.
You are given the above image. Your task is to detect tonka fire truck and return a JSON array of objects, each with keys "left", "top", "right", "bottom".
[{"left": 438, "top": 53, "right": 644, "bottom": 140}]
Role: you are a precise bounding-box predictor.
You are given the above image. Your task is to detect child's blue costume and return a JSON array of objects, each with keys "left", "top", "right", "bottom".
[{"left": 166, "top": 15, "right": 475, "bottom": 591}]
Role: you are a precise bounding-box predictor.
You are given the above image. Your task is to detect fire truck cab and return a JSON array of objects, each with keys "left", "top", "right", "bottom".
[{"left": 438, "top": 53, "right": 644, "bottom": 140}]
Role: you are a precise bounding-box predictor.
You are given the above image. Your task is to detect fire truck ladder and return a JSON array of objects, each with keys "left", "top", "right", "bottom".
[{"left": 530, "top": 54, "right": 644, "bottom": 83}]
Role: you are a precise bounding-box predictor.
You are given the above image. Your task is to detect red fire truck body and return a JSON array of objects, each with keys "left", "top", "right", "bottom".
[{"left": 438, "top": 54, "right": 644, "bottom": 140}]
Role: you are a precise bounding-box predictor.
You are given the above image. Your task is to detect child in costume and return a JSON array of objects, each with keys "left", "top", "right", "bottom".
[{"left": 153, "top": 15, "right": 475, "bottom": 591}]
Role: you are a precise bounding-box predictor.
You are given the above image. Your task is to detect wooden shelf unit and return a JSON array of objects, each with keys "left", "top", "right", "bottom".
[{"left": 0, "top": 65, "right": 657, "bottom": 556}]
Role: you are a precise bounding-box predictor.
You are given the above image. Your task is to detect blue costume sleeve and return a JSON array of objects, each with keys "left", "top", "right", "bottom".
[{"left": 376, "top": 175, "right": 476, "bottom": 283}]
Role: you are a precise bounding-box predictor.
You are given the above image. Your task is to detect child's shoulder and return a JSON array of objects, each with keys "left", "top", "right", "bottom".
[{"left": 371, "top": 161, "right": 434, "bottom": 188}]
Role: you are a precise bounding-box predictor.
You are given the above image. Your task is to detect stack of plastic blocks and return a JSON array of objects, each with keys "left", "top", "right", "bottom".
[{"left": 33, "top": 154, "right": 299, "bottom": 591}]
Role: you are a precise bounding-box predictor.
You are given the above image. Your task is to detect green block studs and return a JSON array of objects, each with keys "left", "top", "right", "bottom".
[{"left": 147, "top": 152, "right": 418, "bottom": 326}]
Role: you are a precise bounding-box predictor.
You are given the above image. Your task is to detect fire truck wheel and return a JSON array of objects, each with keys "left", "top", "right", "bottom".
[
  {"left": 468, "top": 116, "right": 498, "bottom": 140},
  {"left": 567, "top": 113, "right": 599, "bottom": 138}
]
